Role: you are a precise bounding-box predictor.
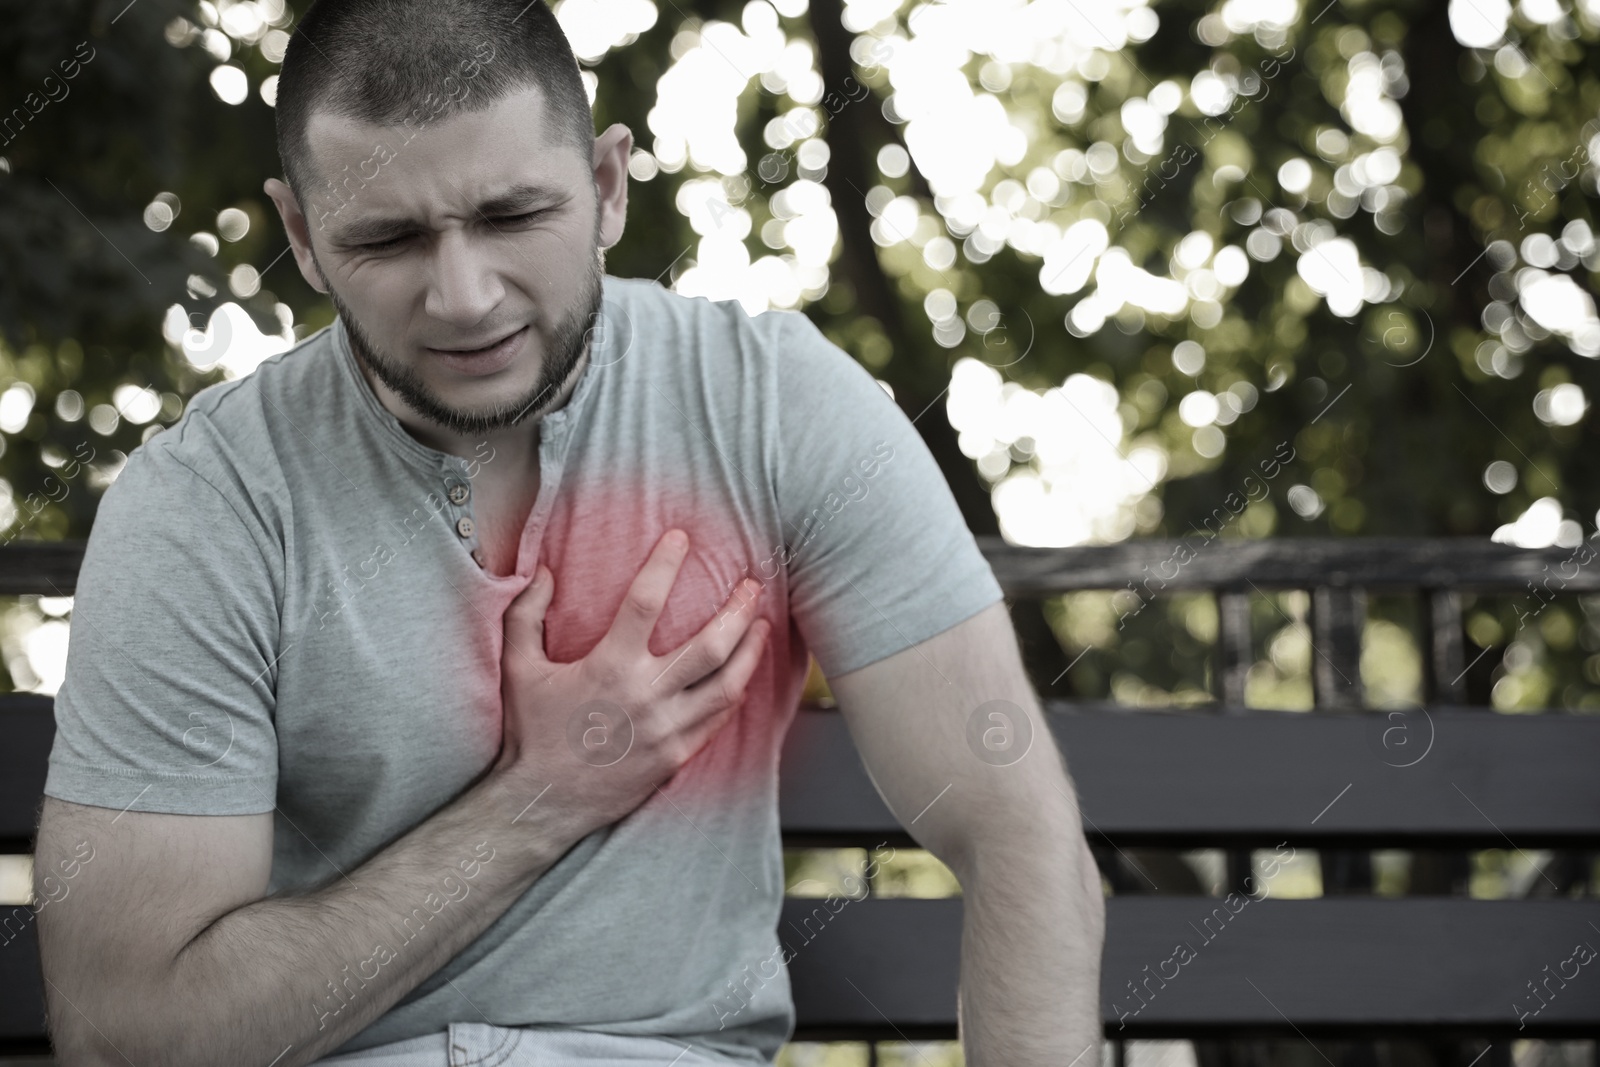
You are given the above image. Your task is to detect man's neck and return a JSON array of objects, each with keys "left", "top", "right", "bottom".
[{"left": 354, "top": 346, "right": 591, "bottom": 469}]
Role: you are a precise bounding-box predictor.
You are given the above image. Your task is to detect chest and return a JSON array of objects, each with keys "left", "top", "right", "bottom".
[
  {"left": 274, "top": 429, "right": 798, "bottom": 808},
  {"left": 467, "top": 457, "right": 543, "bottom": 577}
]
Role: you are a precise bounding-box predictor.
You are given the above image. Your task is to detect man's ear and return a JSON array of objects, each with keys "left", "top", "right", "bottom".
[
  {"left": 592, "top": 123, "right": 632, "bottom": 251},
  {"left": 263, "top": 177, "right": 331, "bottom": 294}
]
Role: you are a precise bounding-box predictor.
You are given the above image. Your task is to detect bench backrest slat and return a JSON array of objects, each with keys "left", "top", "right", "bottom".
[
  {"left": 778, "top": 706, "right": 1600, "bottom": 846},
  {"left": 979, "top": 536, "right": 1600, "bottom": 593},
  {"left": 1311, "top": 586, "right": 1366, "bottom": 709},
  {"left": 1214, "top": 589, "right": 1252, "bottom": 705},
  {"left": 782, "top": 897, "right": 1600, "bottom": 1035},
  {"left": 1426, "top": 589, "right": 1468, "bottom": 704}
]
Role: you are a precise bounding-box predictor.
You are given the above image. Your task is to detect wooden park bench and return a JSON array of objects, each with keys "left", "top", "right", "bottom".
[{"left": 3, "top": 537, "right": 1598, "bottom": 1062}]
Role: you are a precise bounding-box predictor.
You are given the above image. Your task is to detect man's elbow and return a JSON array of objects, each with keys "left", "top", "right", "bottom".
[
  {"left": 968, "top": 816, "right": 1106, "bottom": 948},
  {"left": 936, "top": 775, "right": 1098, "bottom": 898},
  {"left": 47, "top": 1009, "right": 127, "bottom": 1067}
]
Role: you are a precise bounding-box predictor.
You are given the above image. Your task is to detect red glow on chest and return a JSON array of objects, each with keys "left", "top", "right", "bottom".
[{"left": 529, "top": 479, "right": 806, "bottom": 799}]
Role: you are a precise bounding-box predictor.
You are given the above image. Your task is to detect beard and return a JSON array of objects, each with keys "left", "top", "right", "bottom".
[{"left": 324, "top": 248, "right": 605, "bottom": 436}]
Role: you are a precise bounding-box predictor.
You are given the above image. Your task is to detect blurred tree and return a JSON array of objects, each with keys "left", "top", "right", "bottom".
[
  {"left": 1, "top": 10, "right": 1595, "bottom": 1067},
  {"left": 4, "top": 0, "right": 1600, "bottom": 709},
  {"left": 0, "top": 0, "right": 297, "bottom": 546}
]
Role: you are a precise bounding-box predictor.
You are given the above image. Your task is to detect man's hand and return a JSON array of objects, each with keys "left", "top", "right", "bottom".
[{"left": 494, "top": 528, "right": 770, "bottom": 831}]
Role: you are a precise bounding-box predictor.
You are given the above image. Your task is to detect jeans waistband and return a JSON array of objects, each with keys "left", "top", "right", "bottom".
[{"left": 312, "top": 1023, "right": 752, "bottom": 1066}]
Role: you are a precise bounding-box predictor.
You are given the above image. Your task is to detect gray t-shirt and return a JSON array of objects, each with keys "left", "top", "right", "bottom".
[{"left": 44, "top": 275, "right": 1003, "bottom": 1062}]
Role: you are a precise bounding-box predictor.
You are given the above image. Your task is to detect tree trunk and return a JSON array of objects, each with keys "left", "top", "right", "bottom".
[{"left": 804, "top": 0, "right": 999, "bottom": 538}]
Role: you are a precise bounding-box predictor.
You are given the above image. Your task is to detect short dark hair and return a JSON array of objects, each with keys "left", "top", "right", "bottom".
[{"left": 275, "top": 0, "right": 593, "bottom": 206}]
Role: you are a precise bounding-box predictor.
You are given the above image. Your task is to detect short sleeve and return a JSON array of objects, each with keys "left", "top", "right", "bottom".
[
  {"left": 773, "top": 312, "right": 1004, "bottom": 677},
  {"left": 44, "top": 443, "right": 282, "bottom": 816}
]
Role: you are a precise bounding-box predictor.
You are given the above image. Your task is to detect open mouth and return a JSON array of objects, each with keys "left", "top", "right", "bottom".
[
  {"left": 429, "top": 325, "right": 526, "bottom": 356},
  {"left": 425, "top": 325, "right": 529, "bottom": 375}
]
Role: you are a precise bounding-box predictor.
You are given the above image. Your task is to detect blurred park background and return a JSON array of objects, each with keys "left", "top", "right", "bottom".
[{"left": 1, "top": 0, "right": 1599, "bottom": 1064}]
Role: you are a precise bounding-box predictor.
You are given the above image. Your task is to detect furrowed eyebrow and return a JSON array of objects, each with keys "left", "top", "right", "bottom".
[{"left": 326, "top": 182, "right": 562, "bottom": 247}]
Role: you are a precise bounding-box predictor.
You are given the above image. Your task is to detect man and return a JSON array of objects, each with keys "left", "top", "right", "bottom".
[{"left": 33, "top": 1, "right": 1104, "bottom": 1064}]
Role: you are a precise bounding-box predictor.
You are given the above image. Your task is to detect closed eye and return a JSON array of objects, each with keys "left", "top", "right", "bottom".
[
  {"left": 359, "top": 234, "right": 410, "bottom": 252},
  {"left": 485, "top": 210, "right": 547, "bottom": 229},
  {"left": 355, "top": 210, "right": 548, "bottom": 252}
]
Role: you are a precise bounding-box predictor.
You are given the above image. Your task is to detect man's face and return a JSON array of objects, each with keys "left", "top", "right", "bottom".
[{"left": 294, "top": 86, "right": 609, "bottom": 435}]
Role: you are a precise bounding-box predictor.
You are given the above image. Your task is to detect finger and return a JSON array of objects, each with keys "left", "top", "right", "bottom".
[
  {"left": 674, "top": 620, "right": 770, "bottom": 755},
  {"left": 676, "top": 618, "right": 770, "bottom": 736},
  {"left": 502, "top": 565, "right": 555, "bottom": 672},
  {"left": 673, "top": 692, "right": 748, "bottom": 772},
  {"left": 600, "top": 529, "right": 690, "bottom": 654},
  {"left": 655, "top": 578, "right": 765, "bottom": 692}
]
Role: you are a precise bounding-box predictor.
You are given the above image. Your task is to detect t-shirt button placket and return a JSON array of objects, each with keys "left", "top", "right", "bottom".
[{"left": 446, "top": 464, "right": 481, "bottom": 568}]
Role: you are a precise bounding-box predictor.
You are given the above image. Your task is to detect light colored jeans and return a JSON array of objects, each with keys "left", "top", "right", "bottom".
[{"left": 310, "top": 1023, "right": 753, "bottom": 1066}]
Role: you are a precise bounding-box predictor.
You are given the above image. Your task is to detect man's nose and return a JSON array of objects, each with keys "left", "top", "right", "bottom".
[{"left": 424, "top": 230, "right": 505, "bottom": 327}]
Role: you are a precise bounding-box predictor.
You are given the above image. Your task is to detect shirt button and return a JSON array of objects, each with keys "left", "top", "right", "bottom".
[
  {"left": 455, "top": 516, "right": 475, "bottom": 539},
  {"left": 448, "top": 483, "right": 470, "bottom": 505}
]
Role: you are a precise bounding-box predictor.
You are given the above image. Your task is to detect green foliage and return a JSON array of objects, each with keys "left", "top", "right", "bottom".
[
  {"left": 0, "top": 0, "right": 299, "bottom": 545},
  {"left": 5, "top": 0, "right": 1600, "bottom": 709}
]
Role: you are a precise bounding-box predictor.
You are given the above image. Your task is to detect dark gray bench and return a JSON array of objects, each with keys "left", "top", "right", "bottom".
[{"left": 3, "top": 539, "right": 1598, "bottom": 1058}]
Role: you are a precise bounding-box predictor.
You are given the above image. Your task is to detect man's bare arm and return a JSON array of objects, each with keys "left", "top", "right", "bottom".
[
  {"left": 37, "top": 769, "right": 559, "bottom": 1067},
  {"left": 37, "top": 531, "right": 770, "bottom": 1067},
  {"left": 829, "top": 601, "right": 1105, "bottom": 1065}
]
